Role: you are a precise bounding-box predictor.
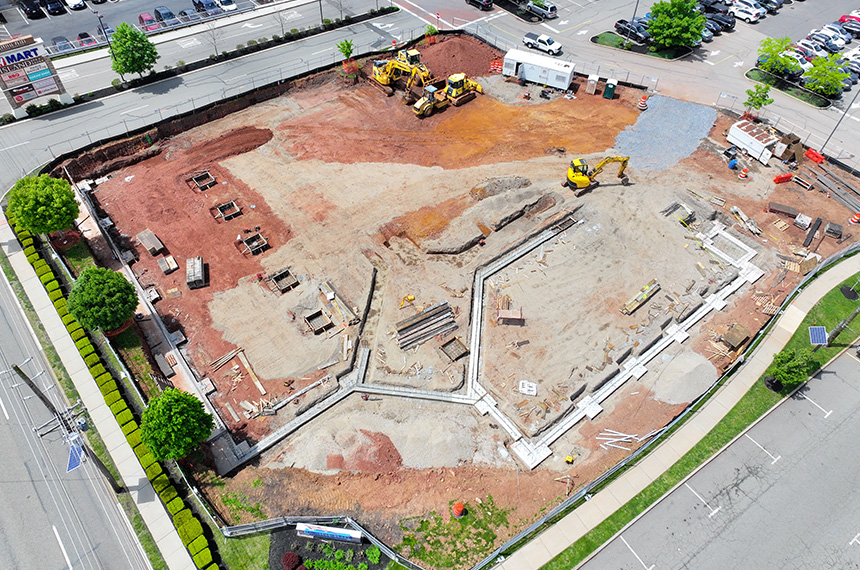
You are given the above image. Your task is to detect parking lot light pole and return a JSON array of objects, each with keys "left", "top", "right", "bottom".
[{"left": 92, "top": 9, "right": 124, "bottom": 82}]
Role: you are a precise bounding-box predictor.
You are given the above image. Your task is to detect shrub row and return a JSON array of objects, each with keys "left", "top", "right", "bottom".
[{"left": 6, "top": 215, "right": 219, "bottom": 570}]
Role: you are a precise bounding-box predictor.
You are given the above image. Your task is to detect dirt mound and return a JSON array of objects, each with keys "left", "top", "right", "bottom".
[
  {"left": 471, "top": 176, "right": 532, "bottom": 199},
  {"left": 346, "top": 430, "right": 403, "bottom": 471},
  {"left": 169, "top": 126, "right": 273, "bottom": 166},
  {"left": 419, "top": 34, "right": 503, "bottom": 79}
]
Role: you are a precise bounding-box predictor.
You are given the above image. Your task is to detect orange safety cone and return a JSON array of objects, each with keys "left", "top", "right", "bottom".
[
  {"left": 452, "top": 502, "right": 466, "bottom": 518},
  {"left": 850, "top": 213, "right": 860, "bottom": 225},
  {"left": 637, "top": 96, "right": 648, "bottom": 110},
  {"left": 738, "top": 168, "right": 748, "bottom": 180}
]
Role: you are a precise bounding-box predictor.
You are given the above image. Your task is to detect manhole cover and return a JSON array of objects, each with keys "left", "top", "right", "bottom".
[{"left": 841, "top": 285, "right": 858, "bottom": 301}]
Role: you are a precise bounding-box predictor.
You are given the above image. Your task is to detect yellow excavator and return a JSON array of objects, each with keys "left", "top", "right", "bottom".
[
  {"left": 413, "top": 73, "right": 483, "bottom": 118},
  {"left": 371, "top": 49, "right": 432, "bottom": 102},
  {"left": 562, "top": 156, "right": 631, "bottom": 196}
]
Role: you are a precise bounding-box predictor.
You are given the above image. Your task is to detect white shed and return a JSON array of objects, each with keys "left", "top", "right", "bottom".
[{"left": 502, "top": 49, "right": 576, "bottom": 90}]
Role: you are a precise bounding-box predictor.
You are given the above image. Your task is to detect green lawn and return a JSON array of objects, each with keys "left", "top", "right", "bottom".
[
  {"left": 211, "top": 527, "right": 271, "bottom": 570},
  {"left": 745, "top": 68, "right": 831, "bottom": 108},
  {"left": 62, "top": 240, "right": 97, "bottom": 277},
  {"left": 541, "top": 271, "right": 860, "bottom": 570},
  {"left": 593, "top": 32, "right": 690, "bottom": 60},
  {"left": 111, "top": 327, "right": 160, "bottom": 401}
]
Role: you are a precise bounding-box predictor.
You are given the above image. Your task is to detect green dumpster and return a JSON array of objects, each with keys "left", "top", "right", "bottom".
[{"left": 603, "top": 79, "right": 617, "bottom": 100}]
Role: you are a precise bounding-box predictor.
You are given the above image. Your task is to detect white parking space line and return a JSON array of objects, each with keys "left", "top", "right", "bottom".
[
  {"left": 851, "top": 533, "right": 860, "bottom": 546},
  {"left": 685, "top": 482, "right": 721, "bottom": 518},
  {"left": 620, "top": 535, "right": 655, "bottom": 570},
  {"left": 799, "top": 392, "right": 832, "bottom": 418},
  {"left": 0, "top": 394, "right": 8, "bottom": 420},
  {"left": 745, "top": 434, "right": 781, "bottom": 464},
  {"left": 541, "top": 23, "right": 559, "bottom": 34},
  {"left": 52, "top": 526, "right": 72, "bottom": 569}
]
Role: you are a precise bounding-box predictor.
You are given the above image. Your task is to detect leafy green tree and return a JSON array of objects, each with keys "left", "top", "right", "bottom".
[
  {"left": 336, "top": 39, "right": 354, "bottom": 60},
  {"left": 744, "top": 84, "right": 773, "bottom": 113},
  {"left": 648, "top": 0, "right": 706, "bottom": 50},
  {"left": 67, "top": 267, "right": 138, "bottom": 331},
  {"left": 110, "top": 22, "right": 160, "bottom": 78},
  {"left": 769, "top": 348, "right": 812, "bottom": 390},
  {"left": 803, "top": 53, "right": 849, "bottom": 96},
  {"left": 7, "top": 175, "right": 79, "bottom": 234},
  {"left": 141, "top": 388, "right": 214, "bottom": 461},
  {"left": 756, "top": 37, "right": 801, "bottom": 76}
]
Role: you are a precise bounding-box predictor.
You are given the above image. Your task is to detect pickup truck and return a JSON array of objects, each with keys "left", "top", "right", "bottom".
[{"left": 522, "top": 33, "right": 563, "bottom": 55}]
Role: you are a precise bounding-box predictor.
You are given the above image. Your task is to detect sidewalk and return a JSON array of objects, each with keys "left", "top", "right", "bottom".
[
  {"left": 496, "top": 255, "right": 860, "bottom": 570},
  {"left": 0, "top": 218, "right": 196, "bottom": 570}
]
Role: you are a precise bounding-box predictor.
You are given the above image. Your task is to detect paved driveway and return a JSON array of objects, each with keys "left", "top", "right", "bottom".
[{"left": 579, "top": 350, "right": 860, "bottom": 570}]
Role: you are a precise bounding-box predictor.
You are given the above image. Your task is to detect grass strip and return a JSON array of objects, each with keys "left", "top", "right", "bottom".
[
  {"left": 542, "top": 271, "right": 860, "bottom": 569},
  {"left": 592, "top": 32, "right": 690, "bottom": 60},
  {"left": 745, "top": 68, "right": 831, "bottom": 108}
]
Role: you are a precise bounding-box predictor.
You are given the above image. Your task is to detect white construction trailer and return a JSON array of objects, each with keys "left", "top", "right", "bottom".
[
  {"left": 502, "top": 49, "right": 576, "bottom": 90},
  {"left": 726, "top": 120, "right": 780, "bottom": 165}
]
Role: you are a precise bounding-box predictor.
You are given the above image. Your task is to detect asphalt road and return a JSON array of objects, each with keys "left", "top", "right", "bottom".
[
  {"left": 579, "top": 350, "right": 860, "bottom": 570},
  {"left": 0, "top": 269, "right": 149, "bottom": 570}
]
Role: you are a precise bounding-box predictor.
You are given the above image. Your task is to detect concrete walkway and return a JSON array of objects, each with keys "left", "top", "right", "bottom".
[
  {"left": 496, "top": 255, "right": 860, "bottom": 570},
  {"left": 0, "top": 218, "right": 196, "bottom": 570}
]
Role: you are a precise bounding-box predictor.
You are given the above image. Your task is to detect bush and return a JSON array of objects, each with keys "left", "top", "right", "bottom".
[
  {"left": 178, "top": 519, "right": 203, "bottom": 545},
  {"left": 78, "top": 343, "right": 95, "bottom": 358},
  {"left": 53, "top": 297, "right": 67, "bottom": 309},
  {"left": 158, "top": 484, "right": 178, "bottom": 503},
  {"left": 39, "top": 272, "right": 54, "bottom": 285},
  {"left": 84, "top": 353, "right": 100, "bottom": 367},
  {"left": 69, "top": 327, "right": 86, "bottom": 341},
  {"left": 334, "top": 550, "right": 344, "bottom": 561},
  {"left": 66, "top": 322, "right": 82, "bottom": 335},
  {"left": 367, "top": 545, "right": 381, "bottom": 565},
  {"left": 23, "top": 245, "right": 36, "bottom": 257},
  {"left": 344, "top": 549, "right": 354, "bottom": 563},
  {"left": 173, "top": 508, "right": 193, "bottom": 527},
  {"left": 17, "top": 229, "right": 31, "bottom": 239},
  {"left": 116, "top": 409, "right": 134, "bottom": 427},
  {"left": 33, "top": 259, "right": 47, "bottom": 271},
  {"left": 75, "top": 337, "right": 93, "bottom": 351},
  {"left": 49, "top": 289, "right": 64, "bottom": 302},
  {"left": 151, "top": 474, "right": 171, "bottom": 494},
  {"left": 357, "top": 563, "right": 368, "bottom": 570},
  {"left": 26, "top": 253, "right": 40, "bottom": 264},
  {"left": 105, "top": 389, "right": 123, "bottom": 406},
  {"left": 45, "top": 279, "right": 59, "bottom": 292},
  {"left": 144, "top": 462, "right": 163, "bottom": 480},
  {"left": 109, "top": 399, "right": 128, "bottom": 415},
  {"left": 188, "top": 534, "right": 207, "bottom": 555},
  {"left": 95, "top": 372, "right": 113, "bottom": 386},
  {"left": 134, "top": 444, "right": 150, "bottom": 460},
  {"left": 62, "top": 313, "right": 77, "bottom": 326},
  {"left": 139, "top": 451, "right": 157, "bottom": 468},
  {"left": 20, "top": 237, "right": 34, "bottom": 248},
  {"left": 167, "top": 496, "right": 186, "bottom": 516},
  {"left": 192, "top": 548, "right": 212, "bottom": 569},
  {"left": 89, "top": 363, "right": 106, "bottom": 377},
  {"left": 99, "top": 379, "right": 118, "bottom": 396},
  {"left": 126, "top": 427, "right": 142, "bottom": 447},
  {"left": 121, "top": 420, "right": 138, "bottom": 436}
]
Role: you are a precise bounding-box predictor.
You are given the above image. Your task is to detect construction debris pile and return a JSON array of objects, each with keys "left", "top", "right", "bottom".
[{"left": 395, "top": 302, "right": 457, "bottom": 350}]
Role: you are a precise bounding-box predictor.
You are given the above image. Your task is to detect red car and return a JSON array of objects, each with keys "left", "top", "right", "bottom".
[
  {"left": 839, "top": 12, "right": 860, "bottom": 24},
  {"left": 138, "top": 12, "right": 160, "bottom": 31},
  {"left": 77, "top": 32, "right": 97, "bottom": 47}
]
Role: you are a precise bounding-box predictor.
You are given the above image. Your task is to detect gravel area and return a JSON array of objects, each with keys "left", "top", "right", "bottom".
[{"left": 614, "top": 95, "right": 717, "bottom": 171}]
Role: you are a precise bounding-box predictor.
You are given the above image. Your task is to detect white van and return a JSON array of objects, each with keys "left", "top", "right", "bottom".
[{"left": 526, "top": 1, "right": 558, "bottom": 18}]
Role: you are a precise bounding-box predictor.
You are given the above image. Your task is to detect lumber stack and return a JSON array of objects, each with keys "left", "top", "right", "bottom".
[{"left": 396, "top": 302, "right": 457, "bottom": 350}]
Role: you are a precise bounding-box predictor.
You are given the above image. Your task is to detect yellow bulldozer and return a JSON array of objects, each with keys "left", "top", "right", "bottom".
[
  {"left": 562, "top": 156, "right": 631, "bottom": 196},
  {"left": 412, "top": 73, "right": 483, "bottom": 118},
  {"left": 370, "top": 49, "right": 432, "bottom": 103}
]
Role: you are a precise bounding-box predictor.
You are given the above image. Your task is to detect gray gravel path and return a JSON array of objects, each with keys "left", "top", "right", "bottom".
[{"left": 614, "top": 95, "right": 717, "bottom": 171}]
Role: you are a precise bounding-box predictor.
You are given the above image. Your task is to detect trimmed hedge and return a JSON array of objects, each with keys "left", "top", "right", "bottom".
[
  {"left": 121, "top": 420, "right": 138, "bottom": 436},
  {"left": 74, "top": 338, "right": 92, "bottom": 351},
  {"left": 39, "top": 272, "right": 54, "bottom": 285},
  {"left": 116, "top": 409, "right": 134, "bottom": 426},
  {"left": 152, "top": 474, "right": 171, "bottom": 494},
  {"left": 95, "top": 372, "right": 113, "bottom": 386},
  {"left": 84, "top": 353, "right": 100, "bottom": 367},
  {"left": 89, "top": 363, "right": 106, "bottom": 377},
  {"left": 178, "top": 518, "right": 203, "bottom": 545},
  {"left": 159, "top": 484, "right": 178, "bottom": 504},
  {"left": 56, "top": 304, "right": 69, "bottom": 318},
  {"left": 70, "top": 328, "right": 86, "bottom": 342},
  {"left": 109, "top": 400, "right": 128, "bottom": 416},
  {"left": 53, "top": 297, "right": 67, "bottom": 309},
  {"left": 98, "top": 379, "right": 118, "bottom": 396},
  {"left": 20, "top": 237, "right": 33, "bottom": 248},
  {"left": 66, "top": 322, "right": 82, "bottom": 334},
  {"left": 78, "top": 344, "right": 95, "bottom": 358},
  {"left": 26, "top": 253, "right": 40, "bottom": 264},
  {"left": 138, "top": 451, "right": 157, "bottom": 468},
  {"left": 192, "top": 548, "right": 212, "bottom": 569},
  {"left": 48, "top": 289, "right": 64, "bottom": 302},
  {"left": 167, "top": 497, "right": 186, "bottom": 516},
  {"left": 62, "top": 313, "right": 77, "bottom": 326},
  {"left": 23, "top": 245, "right": 35, "bottom": 257},
  {"left": 45, "top": 279, "right": 59, "bottom": 292},
  {"left": 17, "top": 229, "right": 31, "bottom": 239},
  {"left": 33, "top": 259, "right": 47, "bottom": 272},
  {"left": 145, "top": 462, "right": 163, "bottom": 480},
  {"left": 173, "top": 508, "right": 193, "bottom": 527},
  {"left": 125, "top": 427, "right": 142, "bottom": 448},
  {"left": 104, "top": 390, "right": 123, "bottom": 406},
  {"left": 134, "top": 444, "right": 150, "bottom": 460}
]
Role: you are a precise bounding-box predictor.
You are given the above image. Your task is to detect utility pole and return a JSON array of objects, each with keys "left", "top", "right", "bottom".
[
  {"left": 826, "top": 303, "right": 860, "bottom": 345},
  {"left": 13, "top": 365, "right": 124, "bottom": 493}
]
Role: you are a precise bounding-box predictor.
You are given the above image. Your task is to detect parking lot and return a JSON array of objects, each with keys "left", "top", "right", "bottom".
[{"left": 579, "top": 349, "right": 860, "bottom": 570}]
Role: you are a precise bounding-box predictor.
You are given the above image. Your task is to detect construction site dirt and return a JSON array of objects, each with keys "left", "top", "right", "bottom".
[{"left": 73, "top": 34, "right": 860, "bottom": 568}]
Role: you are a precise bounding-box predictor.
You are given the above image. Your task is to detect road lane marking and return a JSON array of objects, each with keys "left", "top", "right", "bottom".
[
  {"left": 121, "top": 105, "right": 149, "bottom": 115},
  {"left": 851, "top": 533, "right": 860, "bottom": 546},
  {"left": 177, "top": 37, "right": 201, "bottom": 48},
  {"left": 52, "top": 525, "right": 72, "bottom": 569},
  {"left": 541, "top": 23, "right": 560, "bottom": 33},
  {"left": 0, "top": 394, "right": 7, "bottom": 420},
  {"left": 745, "top": 434, "right": 781, "bottom": 464},
  {"left": 620, "top": 535, "right": 655, "bottom": 570},
  {"left": 799, "top": 393, "right": 832, "bottom": 418},
  {"left": 0, "top": 141, "right": 30, "bottom": 151},
  {"left": 685, "top": 482, "right": 721, "bottom": 518},
  {"left": 312, "top": 47, "right": 333, "bottom": 55}
]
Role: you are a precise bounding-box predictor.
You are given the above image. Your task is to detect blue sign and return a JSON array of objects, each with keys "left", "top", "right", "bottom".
[
  {"left": 26, "top": 68, "right": 51, "bottom": 81},
  {"left": 66, "top": 442, "right": 83, "bottom": 473},
  {"left": 808, "top": 326, "right": 827, "bottom": 346}
]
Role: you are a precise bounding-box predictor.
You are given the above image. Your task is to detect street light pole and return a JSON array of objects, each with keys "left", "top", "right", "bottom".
[
  {"left": 92, "top": 9, "right": 124, "bottom": 82},
  {"left": 820, "top": 85, "right": 860, "bottom": 155}
]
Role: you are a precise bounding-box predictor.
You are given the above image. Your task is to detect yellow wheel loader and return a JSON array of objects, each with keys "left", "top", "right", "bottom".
[
  {"left": 562, "top": 156, "right": 631, "bottom": 196},
  {"left": 370, "top": 49, "right": 432, "bottom": 102},
  {"left": 412, "top": 73, "right": 483, "bottom": 118}
]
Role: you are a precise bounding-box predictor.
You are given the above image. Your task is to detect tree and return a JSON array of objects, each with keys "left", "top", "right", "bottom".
[
  {"left": 335, "top": 39, "right": 354, "bottom": 60},
  {"left": 7, "top": 175, "right": 79, "bottom": 234},
  {"left": 769, "top": 348, "right": 813, "bottom": 390},
  {"left": 202, "top": 22, "right": 225, "bottom": 56},
  {"left": 744, "top": 84, "right": 773, "bottom": 114},
  {"left": 141, "top": 388, "right": 214, "bottom": 461},
  {"left": 110, "top": 22, "right": 159, "bottom": 78},
  {"left": 648, "top": 0, "right": 706, "bottom": 50},
  {"left": 756, "top": 37, "right": 801, "bottom": 76},
  {"left": 803, "top": 53, "right": 849, "bottom": 97},
  {"left": 67, "top": 267, "right": 138, "bottom": 331}
]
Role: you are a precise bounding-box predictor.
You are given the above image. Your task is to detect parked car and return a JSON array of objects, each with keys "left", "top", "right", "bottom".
[
  {"left": 842, "top": 58, "right": 860, "bottom": 75},
  {"left": 138, "top": 12, "right": 160, "bottom": 31},
  {"left": 632, "top": 16, "right": 651, "bottom": 29},
  {"left": 839, "top": 13, "right": 860, "bottom": 25},
  {"left": 39, "top": 0, "right": 65, "bottom": 15},
  {"left": 96, "top": 22, "right": 115, "bottom": 40},
  {"left": 731, "top": 0, "right": 765, "bottom": 18},
  {"left": 729, "top": 5, "right": 759, "bottom": 23},
  {"left": 215, "top": 0, "right": 236, "bottom": 11},
  {"left": 699, "top": 0, "right": 729, "bottom": 12},
  {"left": 757, "top": 55, "right": 802, "bottom": 80},
  {"left": 20, "top": 0, "right": 45, "bottom": 18},
  {"left": 836, "top": 20, "right": 860, "bottom": 38},
  {"left": 153, "top": 6, "right": 180, "bottom": 26},
  {"left": 178, "top": 9, "right": 201, "bottom": 21},
  {"left": 51, "top": 35, "right": 73, "bottom": 51},
  {"left": 67, "top": 0, "right": 86, "bottom": 10},
  {"left": 706, "top": 12, "right": 735, "bottom": 31},
  {"left": 796, "top": 38, "right": 829, "bottom": 58},
  {"left": 701, "top": 27, "right": 714, "bottom": 42},
  {"left": 465, "top": 0, "right": 493, "bottom": 10},
  {"left": 77, "top": 32, "right": 97, "bottom": 46},
  {"left": 90, "top": 0, "right": 105, "bottom": 4},
  {"left": 525, "top": 1, "right": 557, "bottom": 19},
  {"left": 809, "top": 28, "right": 846, "bottom": 49},
  {"left": 807, "top": 32, "right": 842, "bottom": 54},
  {"left": 614, "top": 19, "right": 650, "bottom": 43},
  {"left": 790, "top": 44, "right": 816, "bottom": 61},
  {"left": 703, "top": 19, "right": 722, "bottom": 35},
  {"left": 822, "top": 23, "right": 853, "bottom": 43},
  {"left": 757, "top": 0, "right": 779, "bottom": 14},
  {"left": 192, "top": 0, "right": 222, "bottom": 16},
  {"left": 782, "top": 50, "right": 812, "bottom": 71}
]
